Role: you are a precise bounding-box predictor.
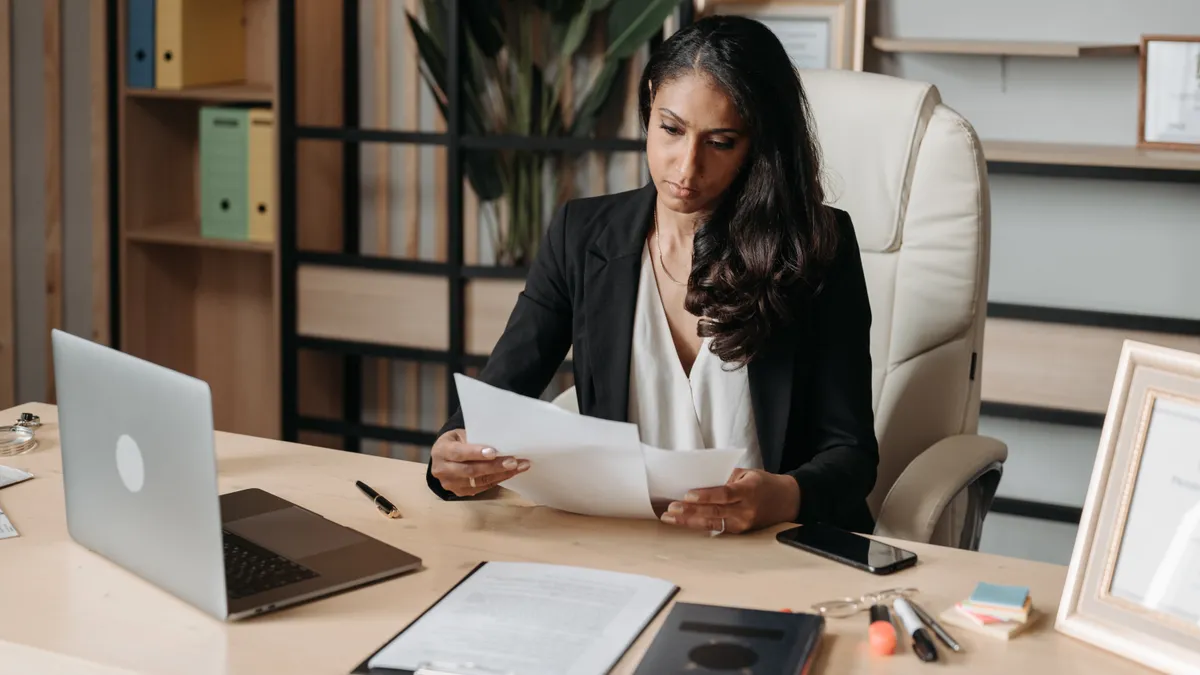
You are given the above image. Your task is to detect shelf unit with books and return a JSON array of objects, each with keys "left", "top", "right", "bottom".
[
  {"left": 872, "top": 27, "right": 1200, "bottom": 529},
  {"left": 277, "top": 1, "right": 690, "bottom": 454},
  {"left": 112, "top": 0, "right": 343, "bottom": 440}
]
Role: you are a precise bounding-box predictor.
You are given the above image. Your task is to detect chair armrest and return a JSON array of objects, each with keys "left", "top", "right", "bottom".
[{"left": 875, "top": 434, "right": 1007, "bottom": 548}]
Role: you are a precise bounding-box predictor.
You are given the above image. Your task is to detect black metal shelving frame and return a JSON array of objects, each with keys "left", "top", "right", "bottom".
[
  {"left": 272, "top": 0, "right": 1200, "bottom": 525},
  {"left": 278, "top": 0, "right": 693, "bottom": 452}
]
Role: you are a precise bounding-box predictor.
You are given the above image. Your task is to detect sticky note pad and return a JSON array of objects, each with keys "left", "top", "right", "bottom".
[{"left": 969, "top": 582, "right": 1029, "bottom": 608}]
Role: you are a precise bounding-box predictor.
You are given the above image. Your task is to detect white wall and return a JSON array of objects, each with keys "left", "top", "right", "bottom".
[{"left": 876, "top": 0, "right": 1200, "bottom": 562}]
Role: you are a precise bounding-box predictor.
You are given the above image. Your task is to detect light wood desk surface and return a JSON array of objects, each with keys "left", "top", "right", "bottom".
[{"left": 0, "top": 403, "right": 1148, "bottom": 674}]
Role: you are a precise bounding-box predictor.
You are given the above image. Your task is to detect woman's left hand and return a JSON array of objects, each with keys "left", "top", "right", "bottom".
[{"left": 660, "top": 468, "right": 801, "bottom": 534}]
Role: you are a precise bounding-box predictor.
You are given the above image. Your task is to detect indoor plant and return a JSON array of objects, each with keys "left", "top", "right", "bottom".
[{"left": 408, "top": 0, "right": 679, "bottom": 266}]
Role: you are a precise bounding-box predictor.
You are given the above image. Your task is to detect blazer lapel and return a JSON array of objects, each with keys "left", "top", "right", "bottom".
[
  {"left": 748, "top": 329, "right": 796, "bottom": 473},
  {"left": 582, "top": 182, "right": 656, "bottom": 422}
]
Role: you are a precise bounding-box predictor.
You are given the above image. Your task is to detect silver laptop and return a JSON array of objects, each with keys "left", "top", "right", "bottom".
[{"left": 51, "top": 329, "right": 422, "bottom": 620}]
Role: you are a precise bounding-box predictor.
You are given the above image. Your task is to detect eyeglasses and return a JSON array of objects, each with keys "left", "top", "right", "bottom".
[
  {"left": 810, "top": 588, "right": 917, "bottom": 618},
  {"left": 0, "top": 413, "right": 40, "bottom": 457}
]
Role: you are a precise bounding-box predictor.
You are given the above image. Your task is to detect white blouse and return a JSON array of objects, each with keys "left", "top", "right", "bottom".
[{"left": 627, "top": 244, "right": 763, "bottom": 470}]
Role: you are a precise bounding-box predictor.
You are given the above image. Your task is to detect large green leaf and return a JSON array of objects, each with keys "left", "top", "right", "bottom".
[
  {"left": 407, "top": 12, "right": 447, "bottom": 96},
  {"left": 535, "top": 0, "right": 585, "bottom": 23},
  {"left": 544, "top": 91, "right": 566, "bottom": 137},
  {"left": 554, "top": 0, "right": 598, "bottom": 60},
  {"left": 512, "top": 10, "right": 536, "bottom": 135},
  {"left": 420, "top": 0, "right": 447, "bottom": 50},
  {"left": 464, "top": 0, "right": 505, "bottom": 57},
  {"left": 417, "top": 66, "right": 506, "bottom": 202},
  {"left": 569, "top": 59, "right": 622, "bottom": 138},
  {"left": 416, "top": 2, "right": 489, "bottom": 93},
  {"left": 606, "top": 0, "right": 677, "bottom": 59},
  {"left": 407, "top": 13, "right": 489, "bottom": 145},
  {"left": 463, "top": 29, "right": 500, "bottom": 129}
]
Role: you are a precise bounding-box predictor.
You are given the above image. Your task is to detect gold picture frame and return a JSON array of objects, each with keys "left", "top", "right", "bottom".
[
  {"left": 1057, "top": 340, "right": 1200, "bottom": 672},
  {"left": 1137, "top": 34, "right": 1200, "bottom": 152},
  {"left": 696, "top": 0, "right": 867, "bottom": 71}
]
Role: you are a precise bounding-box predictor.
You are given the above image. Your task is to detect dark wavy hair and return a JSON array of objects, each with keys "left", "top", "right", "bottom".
[{"left": 639, "top": 14, "right": 839, "bottom": 366}]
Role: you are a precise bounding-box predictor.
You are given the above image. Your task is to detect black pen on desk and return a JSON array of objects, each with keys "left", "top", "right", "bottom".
[
  {"left": 907, "top": 598, "right": 962, "bottom": 652},
  {"left": 356, "top": 480, "right": 401, "bottom": 518},
  {"left": 893, "top": 597, "right": 938, "bottom": 662}
]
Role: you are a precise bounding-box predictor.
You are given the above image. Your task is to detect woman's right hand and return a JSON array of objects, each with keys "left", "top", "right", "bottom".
[{"left": 430, "top": 429, "right": 531, "bottom": 497}]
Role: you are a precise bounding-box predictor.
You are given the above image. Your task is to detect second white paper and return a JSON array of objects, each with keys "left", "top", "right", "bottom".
[
  {"left": 454, "top": 375, "right": 655, "bottom": 519},
  {"left": 641, "top": 445, "right": 746, "bottom": 502}
]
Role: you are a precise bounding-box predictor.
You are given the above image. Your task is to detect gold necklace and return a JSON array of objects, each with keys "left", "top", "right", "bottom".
[{"left": 654, "top": 207, "right": 688, "bottom": 287}]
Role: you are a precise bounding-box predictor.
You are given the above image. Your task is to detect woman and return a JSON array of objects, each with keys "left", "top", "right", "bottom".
[{"left": 426, "top": 14, "right": 879, "bottom": 535}]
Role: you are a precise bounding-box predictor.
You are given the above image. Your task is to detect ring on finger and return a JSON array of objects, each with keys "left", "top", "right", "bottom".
[{"left": 710, "top": 517, "right": 725, "bottom": 536}]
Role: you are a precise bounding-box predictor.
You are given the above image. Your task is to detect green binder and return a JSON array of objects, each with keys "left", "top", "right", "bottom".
[{"left": 200, "top": 106, "right": 249, "bottom": 240}]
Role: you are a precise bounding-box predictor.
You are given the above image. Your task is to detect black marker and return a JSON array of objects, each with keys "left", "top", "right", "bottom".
[{"left": 893, "top": 598, "right": 938, "bottom": 662}]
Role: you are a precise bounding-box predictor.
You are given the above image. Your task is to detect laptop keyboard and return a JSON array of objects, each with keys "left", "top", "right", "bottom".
[{"left": 223, "top": 530, "right": 319, "bottom": 600}]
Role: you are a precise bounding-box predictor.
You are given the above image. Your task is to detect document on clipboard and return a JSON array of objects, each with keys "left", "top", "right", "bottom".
[{"left": 354, "top": 561, "right": 678, "bottom": 675}]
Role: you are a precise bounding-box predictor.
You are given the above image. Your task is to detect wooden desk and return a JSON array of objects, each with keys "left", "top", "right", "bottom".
[{"left": 0, "top": 403, "right": 1148, "bottom": 674}]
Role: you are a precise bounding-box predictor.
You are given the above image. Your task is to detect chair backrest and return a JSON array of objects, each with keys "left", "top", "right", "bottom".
[{"left": 798, "top": 69, "right": 991, "bottom": 517}]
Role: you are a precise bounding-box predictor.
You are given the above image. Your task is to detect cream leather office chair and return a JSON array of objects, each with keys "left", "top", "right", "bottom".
[{"left": 553, "top": 69, "right": 1006, "bottom": 550}]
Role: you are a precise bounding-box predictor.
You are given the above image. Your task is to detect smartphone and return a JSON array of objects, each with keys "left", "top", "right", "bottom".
[{"left": 776, "top": 523, "right": 918, "bottom": 575}]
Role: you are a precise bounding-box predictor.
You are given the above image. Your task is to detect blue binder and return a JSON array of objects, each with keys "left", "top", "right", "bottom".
[{"left": 127, "top": 0, "right": 155, "bottom": 88}]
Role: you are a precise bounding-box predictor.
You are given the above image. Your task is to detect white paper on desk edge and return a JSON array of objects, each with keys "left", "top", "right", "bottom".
[
  {"left": 0, "top": 507, "right": 18, "bottom": 539},
  {"left": 641, "top": 445, "right": 746, "bottom": 501},
  {"left": 452, "top": 374, "right": 655, "bottom": 519},
  {"left": 0, "top": 465, "right": 33, "bottom": 489}
]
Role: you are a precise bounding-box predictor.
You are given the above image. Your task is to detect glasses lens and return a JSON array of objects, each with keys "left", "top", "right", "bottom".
[
  {"left": 0, "top": 428, "right": 35, "bottom": 457},
  {"left": 812, "top": 599, "right": 860, "bottom": 618},
  {"left": 874, "top": 588, "right": 917, "bottom": 603}
]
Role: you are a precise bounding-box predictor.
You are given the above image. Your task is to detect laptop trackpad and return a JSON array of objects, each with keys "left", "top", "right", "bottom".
[{"left": 225, "top": 507, "right": 368, "bottom": 561}]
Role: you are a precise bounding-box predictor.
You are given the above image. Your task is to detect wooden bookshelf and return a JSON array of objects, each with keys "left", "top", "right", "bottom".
[
  {"left": 982, "top": 140, "right": 1200, "bottom": 172},
  {"left": 873, "top": 37, "right": 1139, "bottom": 58},
  {"left": 126, "top": 221, "right": 275, "bottom": 253},
  {"left": 115, "top": 0, "right": 342, "bottom": 440},
  {"left": 125, "top": 83, "right": 274, "bottom": 103}
]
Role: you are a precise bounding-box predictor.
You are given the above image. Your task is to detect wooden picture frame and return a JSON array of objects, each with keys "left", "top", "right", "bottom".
[
  {"left": 1138, "top": 34, "right": 1200, "bottom": 152},
  {"left": 696, "top": 0, "right": 867, "bottom": 71},
  {"left": 1056, "top": 340, "right": 1200, "bottom": 673}
]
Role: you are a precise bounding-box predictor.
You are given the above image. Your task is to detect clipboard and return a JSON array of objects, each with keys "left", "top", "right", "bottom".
[
  {"left": 350, "top": 561, "right": 679, "bottom": 675},
  {"left": 351, "top": 562, "right": 489, "bottom": 675}
]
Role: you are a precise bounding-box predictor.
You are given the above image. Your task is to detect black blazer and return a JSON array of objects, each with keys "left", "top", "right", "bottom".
[{"left": 429, "top": 182, "right": 879, "bottom": 534}]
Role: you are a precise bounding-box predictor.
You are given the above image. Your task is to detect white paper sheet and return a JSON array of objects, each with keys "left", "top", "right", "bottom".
[
  {"left": 0, "top": 465, "right": 33, "bottom": 490},
  {"left": 0, "top": 506, "right": 18, "bottom": 540},
  {"left": 367, "top": 562, "right": 677, "bottom": 675},
  {"left": 641, "top": 445, "right": 746, "bottom": 502},
  {"left": 454, "top": 375, "right": 655, "bottom": 519}
]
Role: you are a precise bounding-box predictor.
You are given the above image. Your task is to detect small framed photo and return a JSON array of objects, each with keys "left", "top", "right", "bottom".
[
  {"left": 1056, "top": 340, "right": 1200, "bottom": 673},
  {"left": 696, "top": 0, "right": 867, "bottom": 71},
  {"left": 1138, "top": 35, "right": 1200, "bottom": 151}
]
